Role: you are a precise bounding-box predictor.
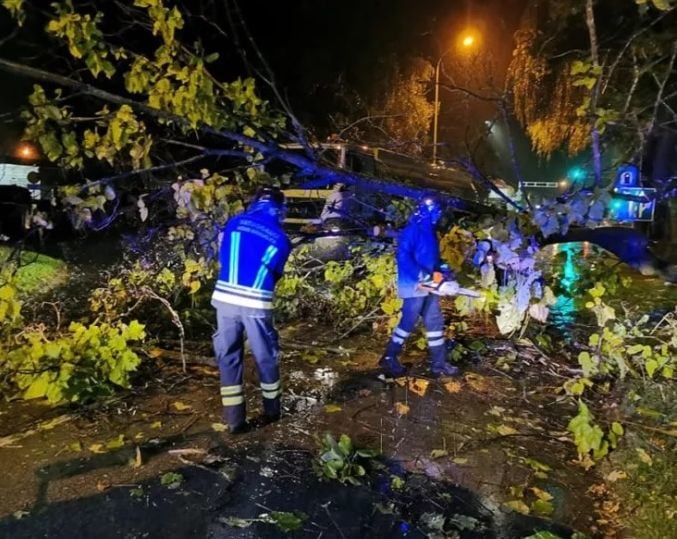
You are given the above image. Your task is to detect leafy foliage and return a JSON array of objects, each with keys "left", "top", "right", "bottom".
[
  {"left": 381, "top": 57, "right": 434, "bottom": 153},
  {"left": 461, "top": 216, "right": 556, "bottom": 335},
  {"left": 509, "top": 0, "right": 677, "bottom": 160},
  {"left": 275, "top": 244, "right": 401, "bottom": 333},
  {"left": 568, "top": 400, "right": 624, "bottom": 466},
  {"left": 0, "top": 247, "right": 69, "bottom": 294},
  {"left": 316, "top": 433, "right": 379, "bottom": 485},
  {"left": 567, "top": 283, "right": 676, "bottom": 389},
  {"left": 3, "top": 320, "right": 145, "bottom": 404}
]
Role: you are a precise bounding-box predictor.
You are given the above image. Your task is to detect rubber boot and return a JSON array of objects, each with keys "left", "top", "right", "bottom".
[
  {"left": 430, "top": 343, "right": 460, "bottom": 378},
  {"left": 379, "top": 355, "right": 407, "bottom": 378},
  {"left": 262, "top": 396, "right": 281, "bottom": 425},
  {"left": 430, "top": 362, "right": 460, "bottom": 378},
  {"left": 224, "top": 404, "right": 248, "bottom": 434}
]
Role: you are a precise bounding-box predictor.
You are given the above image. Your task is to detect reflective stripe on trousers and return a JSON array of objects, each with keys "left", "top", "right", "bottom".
[
  {"left": 213, "top": 303, "right": 281, "bottom": 427},
  {"left": 384, "top": 295, "right": 446, "bottom": 365}
]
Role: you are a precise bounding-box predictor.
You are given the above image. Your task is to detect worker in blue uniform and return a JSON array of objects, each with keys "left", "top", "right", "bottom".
[
  {"left": 380, "top": 195, "right": 460, "bottom": 379},
  {"left": 212, "top": 187, "right": 292, "bottom": 434}
]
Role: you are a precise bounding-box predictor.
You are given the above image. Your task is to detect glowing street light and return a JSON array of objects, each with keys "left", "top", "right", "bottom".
[
  {"left": 432, "top": 29, "right": 480, "bottom": 163},
  {"left": 567, "top": 166, "right": 586, "bottom": 182},
  {"left": 17, "top": 142, "right": 37, "bottom": 160},
  {"left": 461, "top": 34, "right": 476, "bottom": 48}
]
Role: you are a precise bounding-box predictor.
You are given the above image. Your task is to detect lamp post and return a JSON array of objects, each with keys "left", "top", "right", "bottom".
[{"left": 431, "top": 32, "right": 478, "bottom": 164}]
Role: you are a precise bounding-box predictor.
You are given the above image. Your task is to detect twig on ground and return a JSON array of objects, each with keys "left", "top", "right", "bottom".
[
  {"left": 322, "top": 502, "right": 347, "bottom": 539},
  {"left": 168, "top": 448, "right": 208, "bottom": 456}
]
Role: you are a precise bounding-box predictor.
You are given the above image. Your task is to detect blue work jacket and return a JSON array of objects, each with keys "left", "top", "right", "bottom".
[
  {"left": 212, "top": 209, "right": 291, "bottom": 311},
  {"left": 396, "top": 215, "right": 440, "bottom": 298}
]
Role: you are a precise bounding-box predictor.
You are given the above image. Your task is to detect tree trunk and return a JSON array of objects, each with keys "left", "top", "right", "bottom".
[{"left": 585, "top": 0, "right": 603, "bottom": 187}]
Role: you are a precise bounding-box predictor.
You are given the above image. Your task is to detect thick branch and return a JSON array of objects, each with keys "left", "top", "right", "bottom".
[
  {"left": 0, "top": 56, "right": 342, "bottom": 182},
  {"left": 438, "top": 82, "right": 502, "bottom": 103},
  {"left": 603, "top": 7, "right": 675, "bottom": 94}
]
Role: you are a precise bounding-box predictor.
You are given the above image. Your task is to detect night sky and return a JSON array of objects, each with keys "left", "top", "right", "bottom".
[{"left": 0, "top": 0, "right": 562, "bottom": 180}]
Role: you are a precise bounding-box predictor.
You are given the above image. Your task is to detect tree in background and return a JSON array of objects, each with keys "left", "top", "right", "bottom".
[
  {"left": 380, "top": 57, "right": 434, "bottom": 154},
  {"left": 508, "top": 0, "right": 677, "bottom": 187}
]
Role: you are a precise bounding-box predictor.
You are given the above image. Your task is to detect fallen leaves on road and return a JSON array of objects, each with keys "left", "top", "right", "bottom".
[
  {"left": 68, "top": 441, "right": 82, "bottom": 452},
  {"left": 211, "top": 423, "right": 227, "bottom": 432},
  {"left": 464, "top": 373, "right": 489, "bottom": 392},
  {"left": 531, "top": 498, "right": 554, "bottom": 516},
  {"left": 394, "top": 402, "right": 410, "bottom": 416},
  {"left": 504, "top": 499, "right": 530, "bottom": 515},
  {"left": 606, "top": 470, "right": 628, "bottom": 482},
  {"left": 444, "top": 380, "right": 462, "bottom": 394},
  {"left": 160, "top": 471, "right": 183, "bottom": 489},
  {"left": 492, "top": 424, "right": 518, "bottom": 436},
  {"left": 531, "top": 487, "right": 553, "bottom": 502},
  {"left": 89, "top": 443, "right": 105, "bottom": 454},
  {"left": 172, "top": 401, "right": 191, "bottom": 411},
  {"left": 409, "top": 378, "right": 429, "bottom": 397},
  {"left": 324, "top": 404, "right": 342, "bottom": 413},
  {"left": 636, "top": 447, "right": 653, "bottom": 465},
  {"left": 106, "top": 434, "right": 125, "bottom": 449},
  {"left": 147, "top": 347, "right": 164, "bottom": 358}
]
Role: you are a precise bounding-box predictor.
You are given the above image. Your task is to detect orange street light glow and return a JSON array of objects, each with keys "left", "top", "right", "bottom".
[
  {"left": 17, "top": 143, "right": 37, "bottom": 160},
  {"left": 462, "top": 35, "right": 475, "bottom": 47}
]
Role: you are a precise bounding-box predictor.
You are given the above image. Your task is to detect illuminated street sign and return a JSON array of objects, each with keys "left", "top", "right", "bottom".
[{"left": 608, "top": 187, "right": 656, "bottom": 222}]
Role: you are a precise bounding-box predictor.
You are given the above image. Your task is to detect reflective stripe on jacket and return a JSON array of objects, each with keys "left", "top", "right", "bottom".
[
  {"left": 396, "top": 215, "right": 440, "bottom": 298},
  {"left": 212, "top": 209, "right": 291, "bottom": 310}
]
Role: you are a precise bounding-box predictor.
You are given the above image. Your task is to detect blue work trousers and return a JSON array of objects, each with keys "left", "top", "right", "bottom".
[
  {"left": 212, "top": 302, "right": 281, "bottom": 428},
  {"left": 385, "top": 295, "right": 446, "bottom": 366}
]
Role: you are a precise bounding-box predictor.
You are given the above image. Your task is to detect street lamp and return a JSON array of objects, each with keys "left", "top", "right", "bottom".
[{"left": 432, "top": 31, "right": 479, "bottom": 164}]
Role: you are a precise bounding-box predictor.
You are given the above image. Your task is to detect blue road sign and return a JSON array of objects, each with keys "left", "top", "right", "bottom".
[{"left": 608, "top": 187, "right": 656, "bottom": 222}]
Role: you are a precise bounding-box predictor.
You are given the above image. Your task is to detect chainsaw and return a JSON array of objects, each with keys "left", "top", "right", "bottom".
[{"left": 418, "top": 278, "right": 482, "bottom": 298}]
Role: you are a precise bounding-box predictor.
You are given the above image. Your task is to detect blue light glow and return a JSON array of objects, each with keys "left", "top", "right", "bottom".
[{"left": 567, "top": 167, "right": 586, "bottom": 182}]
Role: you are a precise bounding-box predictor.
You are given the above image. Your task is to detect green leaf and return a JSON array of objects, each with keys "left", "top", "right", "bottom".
[
  {"left": 338, "top": 434, "right": 353, "bottom": 456},
  {"left": 266, "top": 511, "right": 307, "bottom": 533},
  {"left": 531, "top": 498, "right": 554, "bottom": 516},
  {"left": 126, "top": 320, "right": 146, "bottom": 340},
  {"left": 105, "top": 434, "right": 125, "bottom": 449},
  {"left": 160, "top": 471, "right": 183, "bottom": 489},
  {"left": 504, "top": 500, "right": 530, "bottom": 515},
  {"left": 1, "top": 0, "right": 24, "bottom": 24},
  {"left": 578, "top": 351, "right": 598, "bottom": 377},
  {"left": 523, "top": 457, "right": 552, "bottom": 473},
  {"left": 23, "top": 372, "right": 52, "bottom": 400},
  {"left": 524, "top": 532, "right": 564, "bottom": 539},
  {"left": 645, "top": 359, "right": 659, "bottom": 378},
  {"left": 390, "top": 475, "right": 405, "bottom": 491},
  {"left": 626, "top": 344, "right": 644, "bottom": 355},
  {"left": 495, "top": 424, "right": 519, "bottom": 436},
  {"left": 572, "top": 76, "right": 597, "bottom": 89}
]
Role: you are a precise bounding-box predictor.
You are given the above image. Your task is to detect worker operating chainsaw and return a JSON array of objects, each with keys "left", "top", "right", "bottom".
[{"left": 379, "top": 195, "right": 462, "bottom": 379}]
